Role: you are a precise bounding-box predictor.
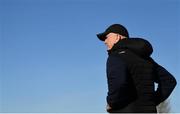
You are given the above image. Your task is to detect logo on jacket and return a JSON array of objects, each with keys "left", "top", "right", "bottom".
[{"left": 118, "top": 51, "right": 126, "bottom": 54}]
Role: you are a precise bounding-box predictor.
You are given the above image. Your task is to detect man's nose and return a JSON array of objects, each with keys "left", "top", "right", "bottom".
[
  {"left": 104, "top": 41, "right": 107, "bottom": 45},
  {"left": 104, "top": 39, "right": 107, "bottom": 44}
]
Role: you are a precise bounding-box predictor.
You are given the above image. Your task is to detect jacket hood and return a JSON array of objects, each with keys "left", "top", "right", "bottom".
[{"left": 109, "top": 38, "right": 153, "bottom": 58}]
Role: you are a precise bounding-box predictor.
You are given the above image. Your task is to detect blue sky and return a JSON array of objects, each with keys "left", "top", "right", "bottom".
[{"left": 0, "top": 0, "right": 179, "bottom": 113}]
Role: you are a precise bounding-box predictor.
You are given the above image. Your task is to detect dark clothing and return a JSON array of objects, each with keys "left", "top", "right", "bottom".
[{"left": 106, "top": 38, "right": 177, "bottom": 113}]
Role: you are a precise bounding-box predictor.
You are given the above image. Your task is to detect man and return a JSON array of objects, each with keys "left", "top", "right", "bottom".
[{"left": 96, "top": 24, "right": 177, "bottom": 113}]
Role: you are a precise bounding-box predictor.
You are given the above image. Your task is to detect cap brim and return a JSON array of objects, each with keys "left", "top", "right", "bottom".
[{"left": 96, "top": 32, "right": 108, "bottom": 41}]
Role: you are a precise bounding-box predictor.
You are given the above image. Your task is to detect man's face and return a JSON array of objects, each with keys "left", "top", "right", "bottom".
[{"left": 104, "top": 33, "right": 119, "bottom": 50}]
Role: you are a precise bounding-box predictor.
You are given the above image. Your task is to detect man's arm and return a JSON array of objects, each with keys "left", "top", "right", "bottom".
[
  {"left": 151, "top": 59, "right": 177, "bottom": 106},
  {"left": 106, "top": 55, "right": 136, "bottom": 110},
  {"left": 106, "top": 104, "right": 112, "bottom": 112}
]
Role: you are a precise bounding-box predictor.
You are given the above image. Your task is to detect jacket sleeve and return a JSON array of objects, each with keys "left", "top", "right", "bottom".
[
  {"left": 106, "top": 55, "right": 136, "bottom": 109},
  {"left": 152, "top": 59, "right": 177, "bottom": 106}
]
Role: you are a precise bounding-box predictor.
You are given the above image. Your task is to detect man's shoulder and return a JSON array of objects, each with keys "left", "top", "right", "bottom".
[
  {"left": 108, "top": 51, "right": 127, "bottom": 65},
  {"left": 109, "top": 49, "right": 134, "bottom": 59},
  {"left": 109, "top": 49, "right": 144, "bottom": 65},
  {"left": 107, "top": 50, "right": 132, "bottom": 67}
]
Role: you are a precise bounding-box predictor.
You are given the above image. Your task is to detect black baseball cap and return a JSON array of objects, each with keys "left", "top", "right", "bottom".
[{"left": 97, "top": 24, "right": 129, "bottom": 41}]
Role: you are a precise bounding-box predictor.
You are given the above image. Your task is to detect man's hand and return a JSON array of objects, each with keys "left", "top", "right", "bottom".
[{"left": 106, "top": 104, "right": 112, "bottom": 112}]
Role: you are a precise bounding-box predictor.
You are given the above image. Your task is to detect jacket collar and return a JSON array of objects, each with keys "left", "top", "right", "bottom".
[{"left": 108, "top": 38, "right": 153, "bottom": 58}]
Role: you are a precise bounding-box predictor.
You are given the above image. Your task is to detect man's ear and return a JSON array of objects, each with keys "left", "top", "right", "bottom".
[{"left": 115, "top": 35, "right": 120, "bottom": 43}]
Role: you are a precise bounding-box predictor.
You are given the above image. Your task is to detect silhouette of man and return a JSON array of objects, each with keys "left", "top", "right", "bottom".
[{"left": 97, "top": 24, "right": 177, "bottom": 113}]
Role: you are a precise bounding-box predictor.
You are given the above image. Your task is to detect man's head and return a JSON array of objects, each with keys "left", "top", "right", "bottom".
[
  {"left": 97, "top": 24, "right": 129, "bottom": 50},
  {"left": 104, "top": 33, "right": 127, "bottom": 50}
]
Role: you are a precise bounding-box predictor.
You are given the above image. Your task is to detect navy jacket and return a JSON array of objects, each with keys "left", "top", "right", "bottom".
[{"left": 106, "top": 38, "right": 177, "bottom": 113}]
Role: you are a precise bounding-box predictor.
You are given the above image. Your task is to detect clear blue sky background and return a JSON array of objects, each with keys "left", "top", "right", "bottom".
[{"left": 0, "top": 0, "right": 179, "bottom": 113}]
